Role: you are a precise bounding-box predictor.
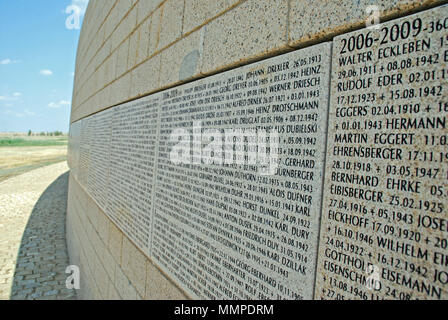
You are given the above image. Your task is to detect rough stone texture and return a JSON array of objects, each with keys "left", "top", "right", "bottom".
[
  {"left": 289, "top": 0, "right": 447, "bottom": 47},
  {"left": 201, "top": 0, "right": 289, "bottom": 74},
  {"left": 121, "top": 237, "right": 147, "bottom": 297},
  {"left": 115, "top": 38, "right": 130, "bottom": 78},
  {"left": 159, "top": 29, "right": 203, "bottom": 88},
  {"left": 135, "top": 18, "right": 150, "bottom": 66},
  {"left": 145, "top": 262, "right": 188, "bottom": 300},
  {"left": 110, "top": 1, "right": 137, "bottom": 53},
  {"left": 157, "top": 0, "right": 185, "bottom": 50},
  {"left": 127, "top": 28, "right": 140, "bottom": 70},
  {"left": 147, "top": 5, "right": 163, "bottom": 57},
  {"left": 68, "top": 0, "right": 448, "bottom": 300},
  {"left": 72, "top": 0, "right": 448, "bottom": 123},
  {"left": 136, "top": 0, "right": 164, "bottom": 25},
  {"left": 0, "top": 162, "right": 76, "bottom": 300},
  {"left": 108, "top": 220, "right": 123, "bottom": 265},
  {"left": 109, "top": 72, "right": 132, "bottom": 107},
  {"left": 182, "top": 0, "right": 242, "bottom": 35},
  {"left": 129, "top": 55, "right": 161, "bottom": 99}
]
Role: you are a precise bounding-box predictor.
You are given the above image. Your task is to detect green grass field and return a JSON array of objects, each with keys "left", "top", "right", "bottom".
[{"left": 0, "top": 137, "right": 68, "bottom": 147}]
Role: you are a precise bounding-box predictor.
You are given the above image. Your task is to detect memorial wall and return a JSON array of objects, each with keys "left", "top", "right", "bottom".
[{"left": 67, "top": 0, "right": 448, "bottom": 299}]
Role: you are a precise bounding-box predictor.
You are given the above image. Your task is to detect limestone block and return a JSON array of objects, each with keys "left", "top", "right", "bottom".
[
  {"left": 157, "top": 0, "right": 185, "bottom": 50},
  {"left": 129, "top": 54, "right": 161, "bottom": 99},
  {"left": 108, "top": 72, "right": 131, "bottom": 107},
  {"left": 97, "top": 209, "right": 110, "bottom": 245},
  {"left": 115, "top": 38, "right": 130, "bottom": 78},
  {"left": 111, "top": 4, "right": 137, "bottom": 53},
  {"left": 159, "top": 29, "right": 203, "bottom": 89},
  {"left": 183, "top": 0, "right": 242, "bottom": 35},
  {"left": 107, "top": 281, "right": 121, "bottom": 300},
  {"left": 148, "top": 7, "right": 162, "bottom": 57},
  {"left": 127, "top": 29, "right": 139, "bottom": 69},
  {"left": 201, "top": 0, "right": 288, "bottom": 74},
  {"left": 145, "top": 262, "right": 188, "bottom": 300},
  {"left": 121, "top": 237, "right": 147, "bottom": 297},
  {"left": 100, "top": 243, "right": 116, "bottom": 281},
  {"left": 108, "top": 222, "right": 123, "bottom": 264},
  {"left": 136, "top": 0, "right": 163, "bottom": 25},
  {"left": 289, "top": 0, "right": 447, "bottom": 47},
  {"left": 114, "top": 264, "right": 139, "bottom": 300},
  {"left": 136, "top": 17, "right": 151, "bottom": 65}
]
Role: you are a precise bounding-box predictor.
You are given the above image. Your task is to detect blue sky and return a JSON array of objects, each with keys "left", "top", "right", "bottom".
[{"left": 0, "top": 0, "right": 89, "bottom": 133}]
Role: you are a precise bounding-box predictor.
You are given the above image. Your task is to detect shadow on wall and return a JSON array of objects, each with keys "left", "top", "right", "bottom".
[{"left": 10, "top": 171, "right": 77, "bottom": 300}]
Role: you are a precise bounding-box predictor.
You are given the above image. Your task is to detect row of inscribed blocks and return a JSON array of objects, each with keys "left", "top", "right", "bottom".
[
  {"left": 71, "top": 0, "right": 446, "bottom": 122},
  {"left": 66, "top": 173, "right": 188, "bottom": 299}
]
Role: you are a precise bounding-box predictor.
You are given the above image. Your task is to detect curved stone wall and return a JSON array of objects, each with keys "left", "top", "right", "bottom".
[
  {"left": 71, "top": 0, "right": 444, "bottom": 123},
  {"left": 67, "top": 0, "right": 448, "bottom": 299}
]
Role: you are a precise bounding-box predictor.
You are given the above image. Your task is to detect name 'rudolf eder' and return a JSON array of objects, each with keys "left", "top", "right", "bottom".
[{"left": 169, "top": 121, "right": 279, "bottom": 175}]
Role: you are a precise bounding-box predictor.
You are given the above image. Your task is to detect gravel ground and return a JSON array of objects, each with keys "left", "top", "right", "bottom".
[{"left": 0, "top": 161, "right": 76, "bottom": 300}]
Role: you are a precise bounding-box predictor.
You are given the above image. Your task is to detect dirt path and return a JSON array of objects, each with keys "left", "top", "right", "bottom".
[
  {"left": 0, "top": 145, "right": 67, "bottom": 182},
  {"left": 0, "top": 161, "right": 76, "bottom": 300}
]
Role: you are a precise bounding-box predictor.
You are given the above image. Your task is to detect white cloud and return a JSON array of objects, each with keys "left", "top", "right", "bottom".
[
  {"left": 24, "top": 109, "right": 36, "bottom": 116},
  {"left": 48, "top": 100, "right": 71, "bottom": 108},
  {"left": 4, "top": 108, "right": 36, "bottom": 118},
  {"left": 0, "top": 58, "right": 20, "bottom": 65},
  {"left": 40, "top": 69, "right": 53, "bottom": 76},
  {"left": 5, "top": 111, "right": 24, "bottom": 118},
  {"left": 0, "top": 93, "right": 21, "bottom": 102},
  {"left": 5, "top": 110, "right": 23, "bottom": 118}
]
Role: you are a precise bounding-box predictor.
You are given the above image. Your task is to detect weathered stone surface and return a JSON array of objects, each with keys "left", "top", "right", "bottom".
[
  {"left": 201, "top": 0, "right": 289, "bottom": 75},
  {"left": 315, "top": 5, "right": 448, "bottom": 300},
  {"left": 145, "top": 262, "right": 187, "bottom": 300},
  {"left": 136, "top": 0, "right": 163, "bottom": 25},
  {"left": 130, "top": 55, "right": 161, "bottom": 99},
  {"left": 182, "top": 0, "right": 242, "bottom": 35},
  {"left": 67, "top": 2, "right": 448, "bottom": 301},
  {"left": 157, "top": 0, "right": 184, "bottom": 50},
  {"left": 159, "top": 29, "right": 203, "bottom": 88},
  {"left": 289, "top": 0, "right": 448, "bottom": 47}
]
